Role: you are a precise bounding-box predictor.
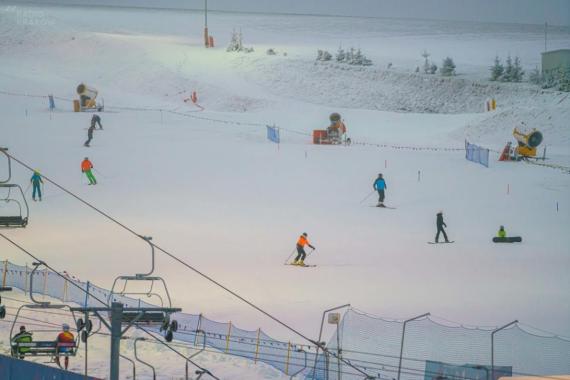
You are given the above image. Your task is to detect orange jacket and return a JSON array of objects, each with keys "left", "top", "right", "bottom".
[
  {"left": 297, "top": 235, "right": 314, "bottom": 248},
  {"left": 57, "top": 331, "right": 74, "bottom": 343},
  {"left": 81, "top": 159, "right": 93, "bottom": 172}
]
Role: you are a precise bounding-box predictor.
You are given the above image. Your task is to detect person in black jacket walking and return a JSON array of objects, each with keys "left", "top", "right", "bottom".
[
  {"left": 84, "top": 124, "right": 95, "bottom": 147},
  {"left": 91, "top": 114, "right": 103, "bottom": 130},
  {"left": 435, "top": 211, "right": 449, "bottom": 243}
]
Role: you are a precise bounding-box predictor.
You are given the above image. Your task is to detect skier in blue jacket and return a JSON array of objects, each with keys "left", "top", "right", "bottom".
[
  {"left": 30, "top": 171, "right": 43, "bottom": 202},
  {"left": 372, "top": 173, "right": 387, "bottom": 207}
]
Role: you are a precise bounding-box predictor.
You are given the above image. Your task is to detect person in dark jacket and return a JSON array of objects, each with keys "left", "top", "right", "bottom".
[
  {"left": 84, "top": 124, "right": 95, "bottom": 147},
  {"left": 372, "top": 173, "right": 387, "bottom": 207},
  {"left": 91, "top": 114, "right": 102, "bottom": 130},
  {"left": 435, "top": 211, "right": 449, "bottom": 243},
  {"left": 30, "top": 170, "right": 43, "bottom": 201}
]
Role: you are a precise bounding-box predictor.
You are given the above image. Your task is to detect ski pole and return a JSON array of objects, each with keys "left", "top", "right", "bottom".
[
  {"left": 23, "top": 183, "right": 32, "bottom": 194},
  {"left": 93, "top": 168, "right": 106, "bottom": 178},
  {"left": 284, "top": 248, "right": 296, "bottom": 265},
  {"left": 359, "top": 190, "right": 375, "bottom": 204}
]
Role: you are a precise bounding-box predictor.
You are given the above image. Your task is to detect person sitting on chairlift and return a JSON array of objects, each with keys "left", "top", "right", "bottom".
[
  {"left": 55, "top": 323, "right": 74, "bottom": 370},
  {"left": 12, "top": 325, "right": 32, "bottom": 359}
]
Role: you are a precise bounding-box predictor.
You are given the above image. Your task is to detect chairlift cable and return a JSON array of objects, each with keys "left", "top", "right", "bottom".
[{"left": 2, "top": 150, "right": 373, "bottom": 378}]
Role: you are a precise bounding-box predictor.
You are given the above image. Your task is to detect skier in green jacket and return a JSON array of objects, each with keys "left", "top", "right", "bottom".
[{"left": 30, "top": 171, "right": 43, "bottom": 201}]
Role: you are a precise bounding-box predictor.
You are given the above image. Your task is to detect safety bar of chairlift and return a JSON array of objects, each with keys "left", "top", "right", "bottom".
[
  {"left": 134, "top": 337, "right": 156, "bottom": 380},
  {"left": 0, "top": 148, "right": 11, "bottom": 184},
  {"left": 30, "top": 262, "right": 51, "bottom": 307},
  {"left": 120, "top": 351, "right": 137, "bottom": 380},
  {"left": 109, "top": 276, "right": 173, "bottom": 310},
  {"left": 137, "top": 236, "right": 155, "bottom": 277},
  {"left": 185, "top": 330, "right": 207, "bottom": 380}
]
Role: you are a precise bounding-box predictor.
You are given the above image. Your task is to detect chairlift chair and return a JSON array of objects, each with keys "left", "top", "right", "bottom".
[
  {"left": 108, "top": 236, "right": 179, "bottom": 341},
  {"left": 0, "top": 285, "right": 12, "bottom": 319},
  {"left": 9, "top": 262, "right": 84, "bottom": 361},
  {"left": 0, "top": 148, "right": 29, "bottom": 228},
  {"left": 0, "top": 184, "right": 29, "bottom": 227}
]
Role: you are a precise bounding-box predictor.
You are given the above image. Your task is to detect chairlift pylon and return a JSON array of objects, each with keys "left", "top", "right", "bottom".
[
  {"left": 10, "top": 261, "right": 84, "bottom": 361},
  {"left": 108, "top": 236, "right": 180, "bottom": 341}
]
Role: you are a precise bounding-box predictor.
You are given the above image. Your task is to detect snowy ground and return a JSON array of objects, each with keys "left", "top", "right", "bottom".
[{"left": 0, "top": 3, "right": 569, "bottom": 378}]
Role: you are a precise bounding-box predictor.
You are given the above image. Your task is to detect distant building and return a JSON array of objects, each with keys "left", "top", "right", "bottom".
[{"left": 541, "top": 49, "right": 570, "bottom": 74}]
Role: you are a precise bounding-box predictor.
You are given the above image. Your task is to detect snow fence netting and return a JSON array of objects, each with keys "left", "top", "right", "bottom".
[
  {"left": 0, "top": 261, "right": 320, "bottom": 378},
  {"left": 325, "top": 308, "right": 570, "bottom": 380}
]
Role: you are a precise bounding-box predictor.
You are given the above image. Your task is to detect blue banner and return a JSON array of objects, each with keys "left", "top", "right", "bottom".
[
  {"left": 425, "top": 360, "right": 511, "bottom": 380},
  {"left": 266, "top": 125, "right": 280, "bottom": 144},
  {"left": 465, "top": 140, "right": 490, "bottom": 168}
]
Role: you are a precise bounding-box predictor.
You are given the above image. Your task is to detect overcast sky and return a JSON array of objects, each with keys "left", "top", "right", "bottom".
[{"left": 8, "top": 0, "right": 570, "bottom": 26}]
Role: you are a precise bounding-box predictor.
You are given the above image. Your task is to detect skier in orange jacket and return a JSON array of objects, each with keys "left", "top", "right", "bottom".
[
  {"left": 293, "top": 232, "right": 315, "bottom": 266},
  {"left": 81, "top": 157, "right": 97, "bottom": 185}
]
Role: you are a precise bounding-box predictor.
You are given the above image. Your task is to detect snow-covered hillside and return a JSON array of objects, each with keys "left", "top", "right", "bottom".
[{"left": 0, "top": 3, "right": 569, "bottom": 378}]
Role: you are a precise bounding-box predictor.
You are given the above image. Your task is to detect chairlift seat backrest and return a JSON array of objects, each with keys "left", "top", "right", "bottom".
[
  {"left": 122, "top": 310, "right": 166, "bottom": 324},
  {"left": 0, "top": 216, "right": 27, "bottom": 227},
  {"left": 11, "top": 341, "right": 78, "bottom": 357}
]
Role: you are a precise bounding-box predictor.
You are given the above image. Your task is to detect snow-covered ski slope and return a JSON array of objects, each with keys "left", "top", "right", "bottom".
[{"left": 0, "top": 3, "right": 569, "bottom": 375}]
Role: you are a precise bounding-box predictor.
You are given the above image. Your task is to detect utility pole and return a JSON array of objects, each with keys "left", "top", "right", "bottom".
[
  {"left": 204, "top": 0, "right": 209, "bottom": 47},
  {"left": 544, "top": 21, "right": 548, "bottom": 53}
]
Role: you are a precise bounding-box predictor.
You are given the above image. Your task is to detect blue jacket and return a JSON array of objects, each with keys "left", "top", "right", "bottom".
[
  {"left": 373, "top": 178, "right": 386, "bottom": 191},
  {"left": 31, "top": 173, "right": 43, "bottom": 185}
]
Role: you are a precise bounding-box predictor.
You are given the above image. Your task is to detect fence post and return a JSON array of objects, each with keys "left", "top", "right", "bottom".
[
  {"left": 225, "top": 321, "right": 232, "bottom": 353},
  {"left": 397, "top": 313, "right": 430, "bottom": 380},
  {"left": 285, "top": 341, "right": 291, "bottom": 375},
  {"left": 2, "top": 260, "right": 8, "bottom": 288},
  {"left": 63, "top": 276, "right": 68, "bottom": 302},
  {"left": 42, "top": 269, "right": 48, "bottom": 300},
  {"left": 24, "top": 264, "right": 29, "bottom": 293},
  {"left": 254, "top": 328, "right": 261, "bottom": 363},
  {"left": 84, "top": 281, "right": 91, "bottom": 307},
  {"left": 491, "top": 320, "right": 518, "bottom": 380},
  {"left": 194, "top": 313, "right": 203, "bottom": 346}
]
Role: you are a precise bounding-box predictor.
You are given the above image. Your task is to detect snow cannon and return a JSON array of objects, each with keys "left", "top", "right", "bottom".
[
  {"left": 313, "top": 112, "right": 348, "bottom": 145},
  {"left": 74, "top": 83, "right": 104, "bottom": 112},
  {"left": 513, "top": 127, "right": 543, "bottom": 158}
]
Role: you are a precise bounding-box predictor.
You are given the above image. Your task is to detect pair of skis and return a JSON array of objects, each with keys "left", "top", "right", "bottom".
[{"left": 284, "top": 248, "right": 317, "bottom": 268}]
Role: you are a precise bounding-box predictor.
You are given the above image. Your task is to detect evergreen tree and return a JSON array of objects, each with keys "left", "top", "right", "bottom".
[
  {"left": 352, "top": 48, "right": 364, "bottom": 65},
  {"left": 347, "top": 47, "right": 355, "bottom": 64},
  {"left": 558, "top": 66, "right": 570, "bottom": 92},
  {"left": 528, "top": 67, "right": 542, "bottom": 85},
  {"left": 512, "top": 56, "right": 525, "bottom": 82},
  {"left": 336, "top": 46, "right": 346, "bottom": 62},
  {"left": 440, "top": 57, "right": 456, "bottom": 76},
  {"left": 490, "top": 56, "right": 504, "bottom": 81},
  {"left": 316, "top": 50, "right": 323, "bottom": 61},
  {"left": 322, "top": 50, "right": 332, "bottom": 61},
  {"left": 503, "top": 55, "right": 514, "bottom": 82},
  {"left": 429, "top": 63, "right": 438, "bottom": 74},
  {"left": 422, "top": 50, "right": 431, "bottom": 74}
]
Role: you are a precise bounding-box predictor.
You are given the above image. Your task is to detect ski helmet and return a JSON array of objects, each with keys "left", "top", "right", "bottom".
[
  {"left": 302, "top": 232, "right": 308, "bottom": 237},
  {"left": 62, "top": 323, "right": 70, "bottom": 331}
]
